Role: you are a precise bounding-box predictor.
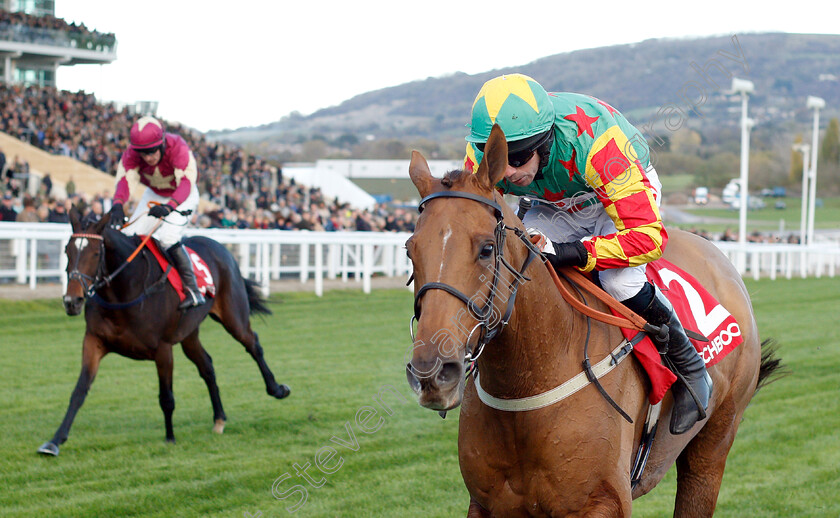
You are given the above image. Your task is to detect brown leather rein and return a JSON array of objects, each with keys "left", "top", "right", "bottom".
[{"left": 535, "top": 235, "right": 654, "bottom": 335}]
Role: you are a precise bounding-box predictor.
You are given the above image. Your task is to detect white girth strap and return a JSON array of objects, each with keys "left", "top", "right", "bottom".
[{"left": 474, "top": 339, "right": 633, "bottom": 412}]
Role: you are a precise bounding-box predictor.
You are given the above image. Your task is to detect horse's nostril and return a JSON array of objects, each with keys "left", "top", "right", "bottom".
[
  {"left": 436, "top": 362, "right": 463, "bottom": 387},
  {"left": 406, "top": 364, "right": 422, "bottom": 392}
]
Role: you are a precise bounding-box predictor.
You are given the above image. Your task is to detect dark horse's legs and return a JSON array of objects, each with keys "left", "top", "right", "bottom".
[
  {"left": 154, "top": 345, "right": 176, "bottom": 443},
  {"left": 38, "top": 334, "right": 107, "bottom": 456},
  {"left": 181, "top": 329, "right": 227, "bottom": 432}
]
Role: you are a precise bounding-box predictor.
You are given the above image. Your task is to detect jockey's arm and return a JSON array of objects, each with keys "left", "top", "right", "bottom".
[{"left": 579, "top": 127, "right": 666, "bottom": 272}]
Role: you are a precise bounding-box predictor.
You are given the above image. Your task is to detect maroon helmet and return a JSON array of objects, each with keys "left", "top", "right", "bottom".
[{"left": 129, "top": 116, "right": 165, "bottom": 151}]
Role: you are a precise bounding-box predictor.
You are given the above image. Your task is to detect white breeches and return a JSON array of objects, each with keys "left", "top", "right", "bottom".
[{"left": 124, "top": 185, "right": 199, "bottom": 249}]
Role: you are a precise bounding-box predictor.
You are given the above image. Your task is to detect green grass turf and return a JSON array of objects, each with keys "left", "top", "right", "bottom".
[{"left": 0, "top": 277, "right": 837, "bottom": 517}]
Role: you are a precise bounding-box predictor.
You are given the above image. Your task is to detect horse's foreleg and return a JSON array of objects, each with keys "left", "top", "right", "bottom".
[
  {"left": 154, "top": 345, "right": 176, "bottom": 443},
  {"left": 181, "top": 329, "right": 226, "bottom": 433},
  {"left": 38, "top": 333, "right": 107, "bottom": 456}
]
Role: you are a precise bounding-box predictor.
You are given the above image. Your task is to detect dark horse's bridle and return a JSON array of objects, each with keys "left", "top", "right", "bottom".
[
  {"left": 410, "top": 190, "right": 542, "bottom": 362},
  {"left": 67, "top": 231, "right": 170, "bottom": 309}
]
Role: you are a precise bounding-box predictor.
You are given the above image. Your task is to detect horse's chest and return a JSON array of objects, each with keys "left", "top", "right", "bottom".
[{"left": 94, "top": 318, "right": 161, "bottom": 359}]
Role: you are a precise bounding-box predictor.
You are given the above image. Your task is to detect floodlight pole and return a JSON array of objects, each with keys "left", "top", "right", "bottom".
[
  {"left": 806, "top": 96, "right": 825, "bottom": 248},
  {"left": 732, "top": 78, "right": 754, "bottom": 273},
  {"left": 793, "top": 144, "right": 810, "bottom": 245}
]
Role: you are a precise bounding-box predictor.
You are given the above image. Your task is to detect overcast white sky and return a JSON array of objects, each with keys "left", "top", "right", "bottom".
[{"left": 54, "top": 0, "right": 838, "bottom": 133}]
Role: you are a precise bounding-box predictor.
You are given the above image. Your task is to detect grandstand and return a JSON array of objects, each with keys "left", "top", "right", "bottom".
[{"left": 0, "top": 1, "right": 115, "bottom": 86}]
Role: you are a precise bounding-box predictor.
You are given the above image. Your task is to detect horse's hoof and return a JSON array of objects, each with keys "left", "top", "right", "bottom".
[
  {"left": 37, "top": 442, "right": 59, "bottom": 456},
  {"left": 270, "top": 384, "right": 291, "bottom": 399},
  {"left": 166, "top": 437, "right": 176, "bottom": 444},
  {"left": 213, "top": 419, "right": 225, "bottom": 434}
]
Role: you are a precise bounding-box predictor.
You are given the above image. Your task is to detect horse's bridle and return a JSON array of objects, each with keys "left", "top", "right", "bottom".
[
  {"left": 410, "top": 190, "right": 542, "bottom": 362},
  {"left": 67, "top": 233, "right": 105, "bottom": 298},
  {"left": 67, "top": 231, "right": 170, "bottom": 308}
]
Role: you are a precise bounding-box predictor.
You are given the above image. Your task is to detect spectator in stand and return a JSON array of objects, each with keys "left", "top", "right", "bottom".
[
  {"left": 15, "top": 195, "right": 40, "bottom": 222},
  {"left": 0, "top": 192, "right": 17, "bottom": 221},
  {"left": 48, "top": 198, "right": 70, "bottom": 223},
  {"left": 41, "top": 173, "right": 52, "bottom": 197}
]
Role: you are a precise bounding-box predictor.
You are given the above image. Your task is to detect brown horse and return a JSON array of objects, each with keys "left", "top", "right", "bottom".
[
  {"left": 38, "top": 208, "right": 290, "bottom": 456},
  {"left": 405, "top": 125, "right": 780, "bottom": 516}
]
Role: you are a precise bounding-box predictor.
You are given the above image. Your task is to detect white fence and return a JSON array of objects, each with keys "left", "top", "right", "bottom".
[
  {"left": 1, "top": 222, "right": 839, "bottom": 297},
  {"left": 0, "top": 222, "right": 412, "bottom": 297}
]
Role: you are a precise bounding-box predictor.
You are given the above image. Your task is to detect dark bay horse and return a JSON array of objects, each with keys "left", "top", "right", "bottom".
[
  {"left": 404, "top": 125, "right": 780, "bottom": 516},
  {"left": 38, "top": 209, "right": 290, "bottom": 456}
]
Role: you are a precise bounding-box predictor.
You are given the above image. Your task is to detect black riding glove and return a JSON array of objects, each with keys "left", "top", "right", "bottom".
[
  {"left": 109, "top": 203, "right": 125, "bottom": 228},
  {"left": 545, "top": 240, "right": 589, "bottom": 270},
  {"left": 149, "top": 204, "right": 174, "bottom": 219}
]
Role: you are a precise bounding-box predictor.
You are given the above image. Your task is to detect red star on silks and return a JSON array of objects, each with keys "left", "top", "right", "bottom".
[
  {"left": 564, "top": 106, "right": 599, "bottom": 138},
  {"left": 596, "top": 98, "right": 618, "bottom": 117},
  {"left": 541, "top": 188, "right": 566, "bottom": 202},
  {"left": 557, "top": 148, "right": 579, "bottom": 181}
]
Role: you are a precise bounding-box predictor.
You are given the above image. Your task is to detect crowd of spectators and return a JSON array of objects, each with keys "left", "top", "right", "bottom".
[
  {"left": 0, "top": 8, "right": 115, "bottom": 51},
  {"left": 0, "top": 83, "right": 418, "bottom": 232}
]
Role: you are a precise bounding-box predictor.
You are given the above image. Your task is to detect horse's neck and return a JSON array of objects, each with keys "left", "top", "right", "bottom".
[
  {"left": 475, "top": 257, "right": 583, "bottom": 399},
  {"left": 101, "top": 231, "right": 150, "bottom": 294}
]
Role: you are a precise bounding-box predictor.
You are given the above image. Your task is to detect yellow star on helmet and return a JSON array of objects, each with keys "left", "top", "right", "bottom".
[
  {"left": 147, "top": 168, "right": 173, "bottom": 189},
  {"left": 473, "top": 74, "right": 541, "bottom": 123}
]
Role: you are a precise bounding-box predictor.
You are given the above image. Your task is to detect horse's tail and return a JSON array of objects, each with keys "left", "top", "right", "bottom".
[
  {"left": 755, "top": 338, "right": 786, "bottom": 392},
  {"left": 244, "top": 278, "right": 272, "bottom": 316}
]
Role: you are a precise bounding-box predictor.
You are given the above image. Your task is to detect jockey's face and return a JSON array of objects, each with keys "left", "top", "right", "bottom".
[
  {"left": 140, "top": 149, "right": 162, "bottom": 167},
  {"left": 504, "top": 150, "right": 540, "bottom": 187}
]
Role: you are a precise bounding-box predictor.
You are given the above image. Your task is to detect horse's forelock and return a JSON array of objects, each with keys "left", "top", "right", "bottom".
[
  {"left": 441, "top": 169, "right": 491, "bottom": 194},
  {"left": 440, "top": 169, "right": 467, "bottom": 188}
]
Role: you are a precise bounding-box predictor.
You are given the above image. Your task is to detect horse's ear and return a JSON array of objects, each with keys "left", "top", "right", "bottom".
[
  {"left": 409, "top": 150, "right": 434, "bottom": 198},
  {"left": 93, "top": 212, "right": 111, "bottom": 234},
  {"left": 69, "top": 206, "right": 81, "bottom": 231},
  {"left": 475, "top": 124, "right": 508, "bottom": 191}
]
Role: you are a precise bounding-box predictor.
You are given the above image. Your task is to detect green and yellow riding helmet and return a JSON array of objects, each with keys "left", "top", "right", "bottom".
[{"left": 466, "top": 73, "right": 555, "bottom": 166}]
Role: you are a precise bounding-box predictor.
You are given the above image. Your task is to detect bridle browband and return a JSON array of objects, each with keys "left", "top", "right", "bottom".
[{"left": 410, "top": 190, "right": 542, "bottom": 362}]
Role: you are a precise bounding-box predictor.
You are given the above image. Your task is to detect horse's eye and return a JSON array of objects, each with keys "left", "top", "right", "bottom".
[{"left": 479, "top": 243, "right": 494, "bottom": 260}]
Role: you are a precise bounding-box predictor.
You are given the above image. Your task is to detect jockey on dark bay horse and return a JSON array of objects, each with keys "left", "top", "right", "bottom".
[
  {"left": 463, "top": 73, "right": 712, "bottom": 435},
  {"left": 107, "top": 115, "right": 205, "bottom": 309}
]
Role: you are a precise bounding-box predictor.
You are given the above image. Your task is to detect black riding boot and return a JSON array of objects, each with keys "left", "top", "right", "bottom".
[
  {"left": 624, "top": 283, "right": 713, "bottom": 435},
  {"left": 167, "top": 243, "right": 206, "bottom": 309}
]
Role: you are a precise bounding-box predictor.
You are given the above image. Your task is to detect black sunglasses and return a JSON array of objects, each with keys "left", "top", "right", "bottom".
[{"left": 507, "top": 148, "right": 536, "bottom": 168}]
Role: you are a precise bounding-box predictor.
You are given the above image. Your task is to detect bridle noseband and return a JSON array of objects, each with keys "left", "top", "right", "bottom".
[{"left": 410, "top": 190, "right": 542, "bottom": 362}]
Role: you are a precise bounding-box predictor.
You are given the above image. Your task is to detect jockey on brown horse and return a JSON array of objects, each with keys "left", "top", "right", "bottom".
[
  {"left": 108, "top": 115, "right": 205, "bottom": 309},
  {"left": 463, "top": 74, "right": 711, "bottom": 435}
]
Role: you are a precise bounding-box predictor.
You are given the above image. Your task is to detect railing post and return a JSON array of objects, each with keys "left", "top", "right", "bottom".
[
  {"left": 363, "top": 243, "right": 373, "bottom": 294},
  {"left": 29, "top": 238, "right": 38, "bottom": 289},
  {"left": 315, "top": 243, "right": 324, "bottom": 297},
  {"left": 15, "top": 238, "right": 26, "bottom": 284},
  {"left": 239, "top": 243, "right": 250, "bottom": 279},
  {"left": 299, "top": 242, "right": 309, "bottom": 283}
]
